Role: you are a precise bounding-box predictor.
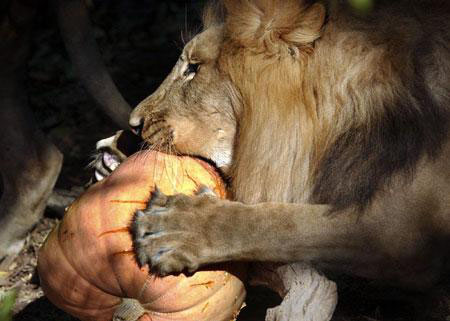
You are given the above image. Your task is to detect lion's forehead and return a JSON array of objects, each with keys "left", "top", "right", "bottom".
[{"left": 183, "top": 26, "right": 224, "bottom": 63}]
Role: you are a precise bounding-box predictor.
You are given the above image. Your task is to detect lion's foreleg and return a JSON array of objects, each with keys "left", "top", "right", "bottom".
[{"left": 132, "top": 192, "right": 375, "bottom": 277}]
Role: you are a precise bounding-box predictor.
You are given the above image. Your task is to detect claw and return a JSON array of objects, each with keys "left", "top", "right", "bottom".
[
  {"left": 187, "top": 262, "right": 200, "bottom": 274},
  {"left": 152, "top": 186, "right": 161, "bottom": 197},
  {"left": 135, "top": 247, "right": 148, "bottom": 268},
  {"left": 152, "top": 247, "right": 173, "bottom": 262},
  {"left": 148, "top": 186, "right": 168, "bottom": 208},
  {"left": 196, "top": 185, "right": 216, "bottom": 197},
  {"left": 149, "top": 207, "right": 169, "bottom": 215},
  {"left": 135, "top": 210, "right": 145, "bottom": 218},
  {"left": 130, "top": 212, "right": 146, "bottom": 247},
  {"left": 142, "top": 230, "right": 166, "bottom": 238}
]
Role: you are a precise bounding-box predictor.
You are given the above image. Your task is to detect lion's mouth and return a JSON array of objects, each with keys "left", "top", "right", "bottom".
[{"left": 141, "top": 118, "right": 175, "bottom": 154}]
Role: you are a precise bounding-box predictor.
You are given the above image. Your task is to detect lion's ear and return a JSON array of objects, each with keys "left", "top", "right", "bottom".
[
  {"left": 283, "top": 3, "right": 326, "bottom": 46},
  {"left": 224, "top": 0, "right": 326, "bottom": 52}
]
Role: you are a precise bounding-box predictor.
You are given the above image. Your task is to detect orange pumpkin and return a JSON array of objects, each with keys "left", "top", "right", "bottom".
[{"left": 38, "top": 151, "right": 246, "bottom": 321}]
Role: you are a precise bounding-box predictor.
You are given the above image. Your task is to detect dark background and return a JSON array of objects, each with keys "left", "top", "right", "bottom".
[{"left": 29, "top": 0, "right": 206, "bottom": 189}]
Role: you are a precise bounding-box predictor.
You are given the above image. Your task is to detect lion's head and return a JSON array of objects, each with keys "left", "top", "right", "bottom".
[{"left": 129, "top": 24, "right": 239, "bottom": 172}]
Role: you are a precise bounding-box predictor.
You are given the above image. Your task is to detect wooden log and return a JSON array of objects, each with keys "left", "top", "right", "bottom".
[{"left": 251, "top": 263, "right": 338, "bottom": 321}]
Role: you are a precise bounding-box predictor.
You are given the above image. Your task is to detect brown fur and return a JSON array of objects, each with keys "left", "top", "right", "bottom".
[{"left": 130, "top": 0, "right": 450, "bottom": 290}]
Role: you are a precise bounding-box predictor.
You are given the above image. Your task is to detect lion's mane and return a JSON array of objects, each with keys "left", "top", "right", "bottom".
[{"left": 214, "top": 0, "right": 450, "bottom": 209}]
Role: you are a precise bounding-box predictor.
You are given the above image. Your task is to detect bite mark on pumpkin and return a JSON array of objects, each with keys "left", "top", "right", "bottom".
[
  {"left": 190, "top": 280, "right": 215, "bottom": 289},
  {"left": 110, "top": 199, "right": 148, "bottom": 205},
  {"left": 112, "top": 250, "right": 134, "bottom": 256},
  {"left": 98, "top": 227, "right": 130, "bottom": 237}
]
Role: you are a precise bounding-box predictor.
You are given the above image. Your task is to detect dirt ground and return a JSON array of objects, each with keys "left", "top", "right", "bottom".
[{"left": 0, "top": 1, "right": 449, "bottom": 320}]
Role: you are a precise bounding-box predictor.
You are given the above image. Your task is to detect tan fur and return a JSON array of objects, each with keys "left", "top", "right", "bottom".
[
  {"left": 130, "top": 0, "right": 450, "bottom": 289},
  {"left": 219, "top": 0, "right": 450, "bottom": 206}
]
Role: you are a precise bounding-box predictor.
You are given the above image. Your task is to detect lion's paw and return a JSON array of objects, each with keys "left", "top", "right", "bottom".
[{"left": 131, "top": 188, "right": 218, "bottom": 275}]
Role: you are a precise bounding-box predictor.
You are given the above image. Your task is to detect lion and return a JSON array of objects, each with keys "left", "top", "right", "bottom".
[{"left": 116, "top": 0, "right": 450, "bottom": 298}]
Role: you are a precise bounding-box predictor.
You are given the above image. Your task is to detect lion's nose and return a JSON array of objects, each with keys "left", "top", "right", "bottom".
[{"left": 129, "top": 112, "right": 144, "bottom": 136}]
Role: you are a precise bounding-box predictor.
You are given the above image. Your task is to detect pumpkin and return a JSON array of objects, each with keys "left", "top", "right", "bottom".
[{"left": 38, "top": 151, "right": 246, "bottom": 321}]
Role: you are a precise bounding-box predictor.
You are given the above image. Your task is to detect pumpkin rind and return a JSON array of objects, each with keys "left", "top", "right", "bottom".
[{"left": 38, "top": 151, "right": 246, "bottom": 321}]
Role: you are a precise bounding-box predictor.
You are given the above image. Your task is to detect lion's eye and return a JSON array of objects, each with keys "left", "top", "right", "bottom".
[{"left": 184, "top": 63, "right": 199, "bottom": 76}]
